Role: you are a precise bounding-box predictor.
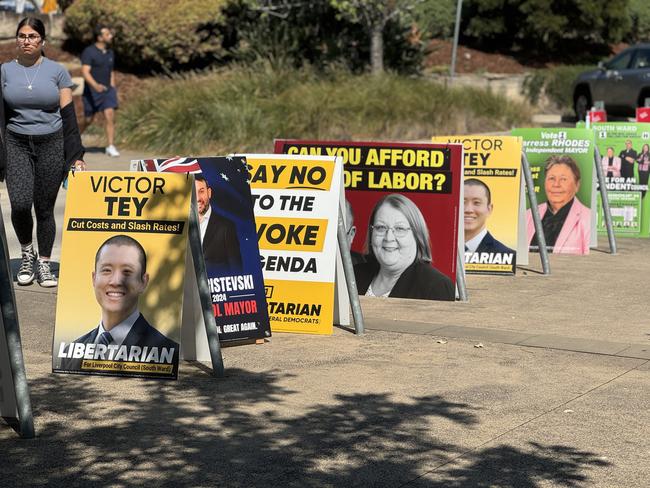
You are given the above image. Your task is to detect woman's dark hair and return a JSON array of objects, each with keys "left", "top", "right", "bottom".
[{"left": 16, "top": 17, "right": 46, "bottom": 40}]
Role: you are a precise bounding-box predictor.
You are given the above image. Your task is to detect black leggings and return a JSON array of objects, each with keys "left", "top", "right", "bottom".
[{"left": 5, "top": 128, "right": 64, "bottom": 257}]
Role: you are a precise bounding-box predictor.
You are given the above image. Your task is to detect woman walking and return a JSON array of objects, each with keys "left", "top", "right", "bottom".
[{"left": 0, "top": 17, "right": 85, "bottom": 287}]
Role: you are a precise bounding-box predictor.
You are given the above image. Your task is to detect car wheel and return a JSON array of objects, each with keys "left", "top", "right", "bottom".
[{"left": 574, "top": 93, "right": 590, "bottom": 121}]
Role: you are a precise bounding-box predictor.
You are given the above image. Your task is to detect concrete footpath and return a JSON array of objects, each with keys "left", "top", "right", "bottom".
[{"left": 1, "top": 149, "right": 649, "bottom": 487}]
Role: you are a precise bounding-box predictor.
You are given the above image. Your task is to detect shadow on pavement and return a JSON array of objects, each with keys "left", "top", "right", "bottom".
[
  {"left": 0, "top": 368, "right": 609, "bottom": 487},
  {"left": 84, "top": 146, "right": 107, "bottom": 153},
  {"left": 413, "top": 442, "right": 610, "bottom": 487}
]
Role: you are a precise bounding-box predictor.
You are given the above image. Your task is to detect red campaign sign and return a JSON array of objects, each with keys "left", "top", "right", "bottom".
[
  {"left": 274, "top": 139, "right": 462, "bottom": 300},
  {"left": 636, "top": 107, "right": 650, "bottom": 123},
  {"left": 588, "top": 110, "right": 607, "bottom": 123}
]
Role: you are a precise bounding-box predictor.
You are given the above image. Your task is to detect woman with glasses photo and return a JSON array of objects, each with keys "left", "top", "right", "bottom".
[
  {"left": 353, "top": 193, "right": 454, "bottom": 301},
  {"left": 0, "top": 17, "right": 85, "bottom": 287}
]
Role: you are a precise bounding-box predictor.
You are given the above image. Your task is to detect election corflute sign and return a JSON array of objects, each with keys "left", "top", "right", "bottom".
[
  {"left": 274, "top": 140, "right": 462, "bottom": 301},
  {"left": 433, "top": 135, "right": 526, "bottom": 275},
  {"left": 592, "top": 122, "right": 650, "bottom": 237},
  {"left": 135, "top": 157, "right": 272, "bottom": 343},
  {"left": 243, "top": 154, "right": 343, "bottom": 334},
  {"left": 512, "top": 128, "right": 597, "bottom": 255},
  {"left": 52, "top": 172, "right": 191, "bottom": 379}
]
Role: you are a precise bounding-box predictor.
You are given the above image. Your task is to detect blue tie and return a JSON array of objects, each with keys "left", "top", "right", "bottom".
[{"left": 97, "top": 331, "right": 114, "bottom": 346}]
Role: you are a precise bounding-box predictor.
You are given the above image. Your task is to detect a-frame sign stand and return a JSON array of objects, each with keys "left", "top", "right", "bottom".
[
  {"left": 521, "top": 151, "right": 551, "bottom": 275},
  {"left": 186, "top": 182, "right": 225, "bottom": 377},
  {"left": 0, "top": 204, "right": 35, "bottom": 438},
  {"left": 593, "top": 145, "right": 617, "bottom": 254}
]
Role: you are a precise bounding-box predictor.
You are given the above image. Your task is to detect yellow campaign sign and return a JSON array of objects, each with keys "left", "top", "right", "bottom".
[
  {"left": 246, "top": 154, "right": 342, "bottom": 335},
  {"left": 433, "top": 135, "right": 523, "bottom": 275},
  {"left": 265, "top": 280, "right": 334, "bottom": 335},
  {"left": 248, "top": 156, "right": 334, "bottom": 191},
  {"left": 256, "top": 216, "right": 328, "bottom": 252},
  {"left": 52, "top": 172, "right": 192, "bottom": 379},
  {"left": 80, "top": 360, "right": 174, "bottom": 374}
]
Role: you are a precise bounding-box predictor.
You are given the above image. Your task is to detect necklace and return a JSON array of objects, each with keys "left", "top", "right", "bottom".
[{"left": 17, "top": 57, "right": 43, "bottom": 91}]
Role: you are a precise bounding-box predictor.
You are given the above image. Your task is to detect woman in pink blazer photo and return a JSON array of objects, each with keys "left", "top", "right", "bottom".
[{"left": 526, "top": 155, "right": 591, "bottom": 255}]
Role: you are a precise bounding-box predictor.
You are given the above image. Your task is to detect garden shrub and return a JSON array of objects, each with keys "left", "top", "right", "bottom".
[
  {"left": 628, "top": 0, "right": 650, "bottom": 43},
  {"left": 64, "top": 0, "right": 231, "bottom": 71},
  {"left": 523, "top": 65, "right": 594, "bottom": 110},
  {"left": 118, "top": 66, "right": 532, "bottom": 154}
]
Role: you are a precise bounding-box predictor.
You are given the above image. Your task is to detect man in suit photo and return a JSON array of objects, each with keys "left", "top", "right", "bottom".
[
  {"left": 464, "top": 178, "right": 515, "bottom": 255},
  {"left": 195, "top": 175, "right": 242, "bottom": 271},
  {"left": 59, "top": 235, "right": 178, "bottom": 372}
]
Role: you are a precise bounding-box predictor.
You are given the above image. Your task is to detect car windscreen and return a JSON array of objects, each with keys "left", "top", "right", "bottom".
[
  {"left": 631, "top": 49, "right": 650, "bottom": 69},
  {"left": 605, "top": 50, "right": 634, "bottom": 71}
]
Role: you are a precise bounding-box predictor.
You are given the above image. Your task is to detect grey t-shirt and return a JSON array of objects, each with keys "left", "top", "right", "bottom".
[{"left": 1, "top": 58, "right": 74, "bottom": 135}]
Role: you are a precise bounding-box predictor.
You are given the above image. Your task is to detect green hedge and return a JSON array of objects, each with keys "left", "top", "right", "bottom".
[
  {"left": 522, "top": 65, "right": 595, "bottom": 110},
  {"left": 117, "top": 66, "right": 532, "bottom": 154},
  {"left": 413, "top": 0, "right": 456, "bottom": 39},
  {"left": 64, "top": 0, "right": 230, "bottom": 71}
]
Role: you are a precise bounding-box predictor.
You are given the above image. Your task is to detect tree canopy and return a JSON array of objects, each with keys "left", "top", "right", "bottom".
[{"left": 461, "top": 0, "right": 631, "bottom": 55}]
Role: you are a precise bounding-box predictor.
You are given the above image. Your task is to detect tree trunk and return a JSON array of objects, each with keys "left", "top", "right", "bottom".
[{"left": 370, "top": 23, "right": 384, "bottom": 75}]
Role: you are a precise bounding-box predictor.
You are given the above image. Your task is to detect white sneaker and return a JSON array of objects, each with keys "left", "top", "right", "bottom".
[{"left": 105, "top": 145, "right": 120, "bottom": 157}]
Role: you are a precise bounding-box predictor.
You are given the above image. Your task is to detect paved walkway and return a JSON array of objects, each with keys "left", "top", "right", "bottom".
[
  {"left": 361, "top": 237, "right": 650, "bottom": 359},
  {"left": 1, "top": 146, "right": 649, "bottom": 487}
]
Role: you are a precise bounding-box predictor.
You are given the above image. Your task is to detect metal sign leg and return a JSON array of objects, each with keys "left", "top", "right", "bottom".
[
  {"left": 593, "top": 145, "right": 617, "bottom": 254},
  {"left": 337, "top": 207, "right": 364, "bottom": 335},
  {"left": 188, "top": 185, "right": 225, "bottom": 378},
  {"left": 521, "top": 152, "right": 551, "bottom": 275},
  {"left": 456, "top": 249, "right": 469, "bottom": 301},
  {"left": 0, "top": 208, "right": 35, "bottom": 438}
]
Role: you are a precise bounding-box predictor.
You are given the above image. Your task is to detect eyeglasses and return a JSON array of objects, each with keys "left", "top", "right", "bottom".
[
  {"left": 16, "top": 34, "right": 41, "bottom": 43},
  {"left": 371, "top": 224, "right": 411, "bottom": 238}
]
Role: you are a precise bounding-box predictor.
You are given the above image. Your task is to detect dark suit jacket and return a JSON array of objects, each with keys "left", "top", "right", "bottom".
[
  {"left": 354, "top": 258, "right": 455, "bottom": 301},
  {"left": 202, "top": 209, "right": 242, "bottom": 270},
  {"left": 619, "top": 148, "right": 637, "bottom": 179},
  {"left": 475, "top": 231, "right": 515, "bottom": 255},
  {"left": 59, "top": 314, "right": 179, "bottom": 373}
]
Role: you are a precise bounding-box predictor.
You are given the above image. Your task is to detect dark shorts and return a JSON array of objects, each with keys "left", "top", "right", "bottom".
[{"left": 82, "top": 86, "right": 119, "bottom": 117}]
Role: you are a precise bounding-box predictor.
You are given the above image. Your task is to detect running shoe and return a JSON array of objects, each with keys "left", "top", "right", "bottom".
[{"left": 105, "top": 144, "right": 120, "bottom": 157}]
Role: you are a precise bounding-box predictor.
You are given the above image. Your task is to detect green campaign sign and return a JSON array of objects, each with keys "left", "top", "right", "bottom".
[
  {"left": 511, "top": 128, "right": 597, "bottom": 255},
  {"left": 592, "top": 122, "right": 650, "bottom": 237}
]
